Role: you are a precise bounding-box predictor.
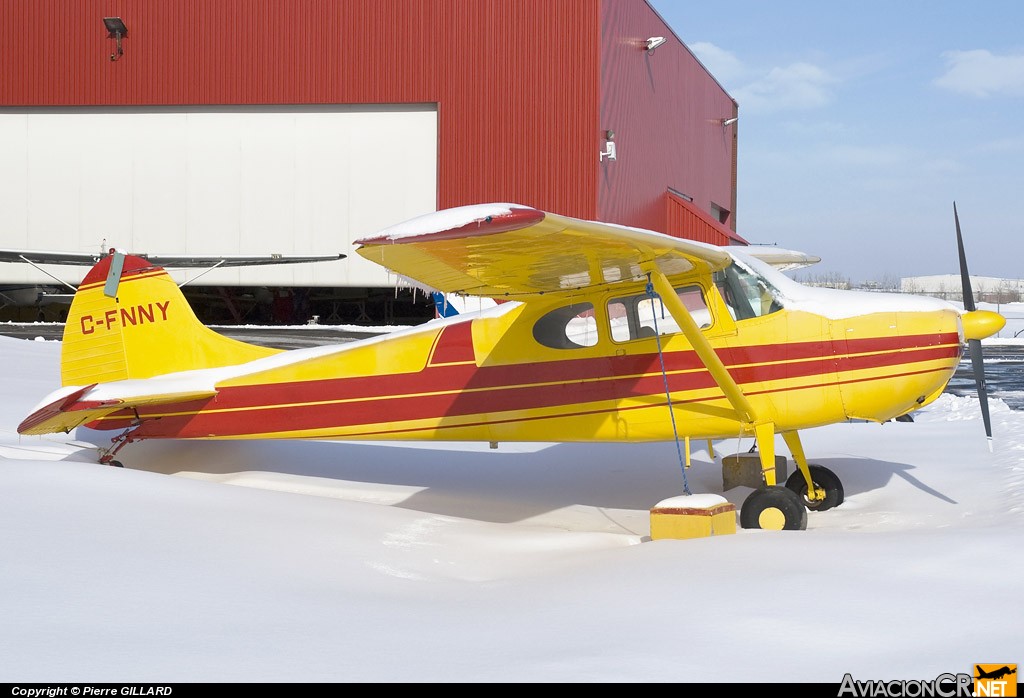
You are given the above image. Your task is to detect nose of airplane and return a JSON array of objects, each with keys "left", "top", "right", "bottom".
[{"left": 961, "top": 309, "right": 1006, "bottom": 341}]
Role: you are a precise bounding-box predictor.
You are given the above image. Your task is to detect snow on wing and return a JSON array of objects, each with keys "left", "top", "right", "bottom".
[{"left": 354, "top": 203, "right": 733, "bottom": 298}]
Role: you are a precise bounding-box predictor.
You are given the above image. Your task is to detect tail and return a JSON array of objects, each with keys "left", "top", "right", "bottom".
[
  {"left": 431, "top": 291, "right": 460, "bottom": 318},
  {"left": 61, "top": 251, "right": 279, "bottom": 386}
]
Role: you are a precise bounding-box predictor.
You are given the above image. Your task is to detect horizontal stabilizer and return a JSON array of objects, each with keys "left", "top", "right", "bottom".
[{"left": 18, "top": 385, "right": 218, "bottom": 436}]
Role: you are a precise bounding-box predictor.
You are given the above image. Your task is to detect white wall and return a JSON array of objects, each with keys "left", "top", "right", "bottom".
[{"left": 0, "top": 105, "right": 437, "bottom": 287}]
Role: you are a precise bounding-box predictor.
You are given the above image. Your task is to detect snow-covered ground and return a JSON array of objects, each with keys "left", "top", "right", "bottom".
[{"left": 1, "top": 334, "right": 1022, "bottom": 683}]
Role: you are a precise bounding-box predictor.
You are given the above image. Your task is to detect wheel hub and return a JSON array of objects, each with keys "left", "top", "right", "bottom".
[{"left": 758, "top": 507, "right": 787, "bottom": 530}]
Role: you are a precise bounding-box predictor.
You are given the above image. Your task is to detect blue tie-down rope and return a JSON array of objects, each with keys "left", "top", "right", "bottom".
[{"left": 646, "top": 275, "right": 691, "bottom": 495}]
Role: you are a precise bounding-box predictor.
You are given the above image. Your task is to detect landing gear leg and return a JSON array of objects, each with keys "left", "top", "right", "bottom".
[
  {"left": 97, "top": 423, "right": 140, "bottom": 468},
  {"left": 739, "top": 422, "right": 807, "bottom": 530},
  {"left": 781, "top": 430, "right": 844, "bottom": 511}
]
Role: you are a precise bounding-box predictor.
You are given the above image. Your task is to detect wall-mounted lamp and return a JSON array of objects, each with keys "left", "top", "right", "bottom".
[
  {"left": 645, "top": 36, "right": 666, "bottom": 54},
  {"left": 600, "top": 129, "right": 616, "bottom": 162},
  {"left": 721, "top": 116, "right": 739, "bottom": 128},
  {"left": 104, "top": 17, "right": 127, "bottom": 61}
]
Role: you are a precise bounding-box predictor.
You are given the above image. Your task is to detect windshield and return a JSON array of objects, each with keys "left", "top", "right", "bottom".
[{"left": 713, "top": 255, "right": 784, "bottom": 320}]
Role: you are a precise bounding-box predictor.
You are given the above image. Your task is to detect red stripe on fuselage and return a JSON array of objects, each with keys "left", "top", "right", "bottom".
[
  {"left": 429, "top": 322, "right": 475, "bottom": 365},
  {"left": 134, "top": 331, "right": 959, "bottom": 412},
  {"left": 102, "top": 362, "right": 957, "bottom": 440},
  {"left": 96, "top": 333, "right": 960, "bottom": 438}
]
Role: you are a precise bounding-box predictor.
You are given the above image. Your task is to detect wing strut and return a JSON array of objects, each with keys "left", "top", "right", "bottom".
[
  {"left": 177, "top": 260, "right": 226, "bottom": 289},
  {"left": 643, "top": 266, "right": 781, "bottom": 485},
  {"left": 644, "top": 266, "right": 756, "bottom": 423},
  {"left": 16, "top": 255, "right": 79, "bottom": 292}
]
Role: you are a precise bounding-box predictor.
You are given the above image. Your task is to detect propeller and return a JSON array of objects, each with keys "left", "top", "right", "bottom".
[{"left": 953, "top": 201, "right": 993, "bottom": 448}]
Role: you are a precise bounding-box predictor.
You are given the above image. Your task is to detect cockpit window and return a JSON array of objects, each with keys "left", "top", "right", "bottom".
[
  {"left": 607, "top": 285, "right": 710, "bottom": 342},
  {"left": 714, "top": 262, "right": 782, "bottom": 320},
  {"left": 533, "top": 302, "right": 599, "bottom": 349}
]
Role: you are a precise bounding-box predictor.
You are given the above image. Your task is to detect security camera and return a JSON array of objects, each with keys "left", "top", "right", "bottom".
[{"left": 645, "top": 36, "right": 666, "bottom": 53}]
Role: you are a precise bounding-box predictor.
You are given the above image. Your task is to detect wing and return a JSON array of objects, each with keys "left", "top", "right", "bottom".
[
  {"left": 140, "top": 252, "right": 345, "bottom": 268},
  {"left": 354, "top": 203, "right": 732, "bottom": 298},
  {"left": 741, "top": 245, "right": 820, "bottom": 271},
  {"left": 0, "top": 250, "right": 106, "bottom": 266},
  {"left": 0, "top": 249, "right": 344, "bottom": 268}
]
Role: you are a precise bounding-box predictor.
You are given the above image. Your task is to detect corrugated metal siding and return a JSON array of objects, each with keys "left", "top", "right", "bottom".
[
  {"left": 1, "top": 0, "right": 600, "bottom": 220},
  {"left": 598, "top": 0, "right": 737, "bottom": 237},
  {"left": 666, "top": 192, "right": 746, "bottom": 246},
  {"left": 728, "top": 104, "right": 739, "bottom": 229}
]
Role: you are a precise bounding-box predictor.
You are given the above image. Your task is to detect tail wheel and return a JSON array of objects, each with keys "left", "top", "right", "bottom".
[
  {"left": 739, "top": 486, "right": 807, "bottom": 530},
  {"left": 785, "top": 464, "right": 844, "bottom": 511}
]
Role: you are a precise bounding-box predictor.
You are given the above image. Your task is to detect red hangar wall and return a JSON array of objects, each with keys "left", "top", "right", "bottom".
[
  {"left": 0, "top": 0, "right": 742, "bottom": 300},
  {"left": 599, "top": 0, "right": 740, "bottom": 244}
]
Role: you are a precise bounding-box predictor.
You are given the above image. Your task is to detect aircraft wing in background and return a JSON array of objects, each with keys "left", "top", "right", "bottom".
[
  {"left": 0, "top": 248, "right": 347, "bottom": 306},
  {"left": 741, "top": 245, "right": 821, "bottom": 271},
  {"left": 0, "top": 249, "right": 345, "bottom": 268}
]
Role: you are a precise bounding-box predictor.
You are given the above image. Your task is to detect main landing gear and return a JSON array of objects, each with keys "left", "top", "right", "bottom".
[
  {"left": 740, "top": 486, "right": 807, "bottom": 530},
  {"left": 738, "top": 429, "right": 845, "bottom": 531},
  {"left": 96, "top": 422, "right": 140, "bottom": 468},
  {"left": 785, "top": 463, "right": 844, "bottom": 511}
]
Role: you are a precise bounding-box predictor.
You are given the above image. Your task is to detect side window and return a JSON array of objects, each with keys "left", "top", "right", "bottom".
[
  {"left": 608, "top": 300, "right": 632, "bottom": 342},
  {"left": 533, "top": 303, "right": 599, "bottom": 349},
  {"left": 607, "top": 285, "right": 710, "bottom": 342}
]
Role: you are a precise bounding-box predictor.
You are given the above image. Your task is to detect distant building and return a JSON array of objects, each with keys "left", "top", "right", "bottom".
[
  {"left": 0, "top": 0, "right": 743, "bottom": 324},
  {"left": 900, "top": 275, "right": 1024, "bottom": 303}
]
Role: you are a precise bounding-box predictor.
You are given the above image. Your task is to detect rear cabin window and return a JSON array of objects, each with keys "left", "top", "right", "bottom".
[
  {"left": 607, "top": 285, "right": 710, "bottom": 342},
  {"left": 533, "top": 303, "right": 599, "bottom": 349}
]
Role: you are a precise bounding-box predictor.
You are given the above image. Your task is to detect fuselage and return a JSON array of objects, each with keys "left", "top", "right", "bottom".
[{"left": 89, "top": 253, "right": 964, "bottom": 443}]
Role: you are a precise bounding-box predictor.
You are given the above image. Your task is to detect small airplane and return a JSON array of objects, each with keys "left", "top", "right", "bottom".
[
  {"left": 12, "top": 202, "right": 1004, "bottom": 531},
  {"left": 975, "top": 666, "right": 1016, "bottom": 681}
]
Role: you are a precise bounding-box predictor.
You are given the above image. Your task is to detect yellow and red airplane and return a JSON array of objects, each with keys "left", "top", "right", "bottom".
[{"left": 14, "top": 203, "right": 1004, "bottom": 530}]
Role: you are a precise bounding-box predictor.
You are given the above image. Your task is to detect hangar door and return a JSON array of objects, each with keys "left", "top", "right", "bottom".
[{"left": 0, "top": 105, "right": 437, "bottom": 288}]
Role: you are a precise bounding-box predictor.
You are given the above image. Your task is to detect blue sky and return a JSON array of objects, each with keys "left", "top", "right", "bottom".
[{"left": 648, "top": 1, "right": 1024, "bottom": 283}]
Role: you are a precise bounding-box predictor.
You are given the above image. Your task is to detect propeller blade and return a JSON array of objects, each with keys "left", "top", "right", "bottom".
[
  {"left": 967, "top": 337, "right": 993, "bottom": 444},
  {"left": 954, "top": 201, "right": 976, "bottom": 312},
  {"left": 954, "top": 202, "right": 993, "bottom": 448}
]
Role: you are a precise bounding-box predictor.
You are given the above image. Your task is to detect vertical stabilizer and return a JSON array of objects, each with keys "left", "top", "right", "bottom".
[{"left": 61, "top": 252, "right": 280, "bottom": 386}]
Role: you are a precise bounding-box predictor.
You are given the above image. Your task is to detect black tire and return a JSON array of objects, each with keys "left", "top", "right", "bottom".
[
  {"left": 785, "top": 464, "right": 844, "bottom": 511},
  {"left": 740, "top": 486, "right": 807, "bottom": 530},
  {"left": 108, "top": 460, "right": 124, "bottom": 468}
]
